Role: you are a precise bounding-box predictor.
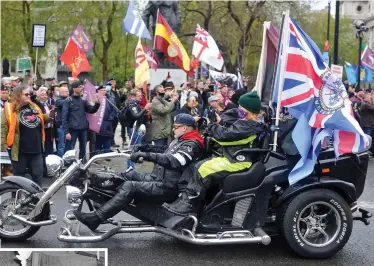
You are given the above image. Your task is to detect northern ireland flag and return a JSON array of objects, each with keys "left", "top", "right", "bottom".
[{"left": 192, "top": 24, "right": 224, "bottom": 71}]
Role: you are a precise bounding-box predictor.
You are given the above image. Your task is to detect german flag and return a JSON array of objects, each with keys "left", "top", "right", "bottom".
[{"left": 154, "top": 12, "right": 190, "bottom": 72}]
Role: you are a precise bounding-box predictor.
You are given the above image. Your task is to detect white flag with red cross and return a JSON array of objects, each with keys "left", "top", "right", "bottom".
[{"left": 192, "top": 24, "right": 224, "bottom": 71}]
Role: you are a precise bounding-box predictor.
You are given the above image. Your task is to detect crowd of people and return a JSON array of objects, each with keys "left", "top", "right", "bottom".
[{"left": 0, "top": 74, "right": 250, "bottom": 187}]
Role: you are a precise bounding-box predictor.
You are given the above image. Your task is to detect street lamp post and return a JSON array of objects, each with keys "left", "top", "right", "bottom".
[
  {"left": 354, "top": 20, "right": 369, "bottom": 91},
  {"left": 333, "top": 0, "right": 340, "bottom": 65},
  {"left": 326, "top": 0, "right": 331, "bottom": 66}
]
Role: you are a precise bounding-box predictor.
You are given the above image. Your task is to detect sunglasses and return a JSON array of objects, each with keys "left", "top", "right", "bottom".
[{"left": 22, "top": 93, "right": 31, "bottom": 97}]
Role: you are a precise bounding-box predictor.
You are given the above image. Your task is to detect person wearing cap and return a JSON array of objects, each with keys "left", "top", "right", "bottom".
[
  {"left": 107, "top": 78, "right": 122, "bottom": 148},
  {"left": 0, "top": 85, "right": 9, "bottom": 109},
  {"left": 164, "top": 92, "right": 266, "bottom": 215},
  {"left": 45, "top": 78, "right": 54, "bottom": 89},
  {"left": 94, "top": 85, "right": 118, "bottom": 155},
  {"left": 62, "top": 80, "right": 101, "bottom": 159},
  {"left": 73, "top": 113, "right": 204, "bottom": 231},
  {"left": 58, "top": 81, "right": 69, "bottom": 88},
  {"left": 151, "top": 85, "right": 179, "bottom": 146},
  {"left": 10, "top": 76, "right": 20, "bottom": 89}
]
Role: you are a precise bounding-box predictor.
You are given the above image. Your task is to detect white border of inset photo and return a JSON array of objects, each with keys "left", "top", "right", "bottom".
[{"left": 0, "top": 248, "right": 108, "bottom": 266}]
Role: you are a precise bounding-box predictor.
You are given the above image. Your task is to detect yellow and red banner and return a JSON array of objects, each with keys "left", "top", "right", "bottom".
[
  {"left": 154, "top": 13, "right": 190, "bottom": 73},
  {"left": 135, "top": 38, "right": 150, "bottom": 87}
]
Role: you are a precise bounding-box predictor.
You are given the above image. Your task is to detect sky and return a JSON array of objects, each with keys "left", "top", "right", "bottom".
[{"left": 311, "top": 0, "right": 336, "bottom": 15}]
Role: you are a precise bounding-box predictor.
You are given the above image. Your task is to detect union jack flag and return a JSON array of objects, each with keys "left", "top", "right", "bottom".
[
  {"left": 195, "top": 25, "right": 209, "bottom": 43},
  {"left": 275, "top": 16, "right": 369, "bottom": 185}
]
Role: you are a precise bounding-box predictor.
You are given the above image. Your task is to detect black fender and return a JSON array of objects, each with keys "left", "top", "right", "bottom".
[
  {"left": 275, "top": 176, "right": 357, "bottom": 208},
  {"left": 2, "top": 176, "right": 43, "bottom": 194}
]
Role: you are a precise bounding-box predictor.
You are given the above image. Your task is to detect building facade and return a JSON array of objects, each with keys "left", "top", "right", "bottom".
[{"left": 340, "top": 0, "right": 374, "bottom": 48}]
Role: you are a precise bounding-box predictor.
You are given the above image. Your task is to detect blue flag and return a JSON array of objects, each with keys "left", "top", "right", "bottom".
[
  {"left": 123, "top": 0, "right": 151, "bottom": 40},
  {"left": 344, "top": 62, "right": 373, "bottom": 84},
  {"left": 344, "top": 62, "right": 357, "bottom": 84}
]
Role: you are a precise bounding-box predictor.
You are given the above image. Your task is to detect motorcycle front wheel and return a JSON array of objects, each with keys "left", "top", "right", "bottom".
[{"left": 0, "top": 182, "right": 43, "bottom": 241}]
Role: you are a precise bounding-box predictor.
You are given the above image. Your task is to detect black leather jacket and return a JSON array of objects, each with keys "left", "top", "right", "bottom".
[
  {"left": 209, "top": 119, "right": 265, "bottom": 163},
  {"left": 137, "top": 134, "right": 204, "bottom": 190},
  {"left": 126, "top": 99, "right": 147, "bottom": 128}
]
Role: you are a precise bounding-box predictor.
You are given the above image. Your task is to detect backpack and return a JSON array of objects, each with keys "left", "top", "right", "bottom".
[{"left": 118, "top": 101, "right": 131, "bottom": 127}]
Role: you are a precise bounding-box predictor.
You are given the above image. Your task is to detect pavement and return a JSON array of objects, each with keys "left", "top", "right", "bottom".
[{"left": 2, "top": 127, "right": 374, "bottom": 265}]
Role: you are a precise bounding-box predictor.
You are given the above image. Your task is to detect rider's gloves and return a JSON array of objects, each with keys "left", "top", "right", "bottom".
[
  {"left": 133, "top": 144, "right": 143, "bottom": 153},
  {"left": 130, "top": 152, "right": 149, "bottom": 162}
]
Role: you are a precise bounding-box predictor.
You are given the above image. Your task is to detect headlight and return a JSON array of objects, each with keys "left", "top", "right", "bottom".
[
  {"left": 46, "top": 155, "right": 64, "bottom": 176},
  {"left": 62, "top": 150, "right": 77, "bottom": 165},
  {"left": 65, "top": 185, "right": 82, "bottom": 209}
]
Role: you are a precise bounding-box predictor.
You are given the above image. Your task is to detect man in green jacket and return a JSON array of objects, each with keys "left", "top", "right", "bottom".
[{"left": 151, "top": 85, "right": 179, "bottom": 146}]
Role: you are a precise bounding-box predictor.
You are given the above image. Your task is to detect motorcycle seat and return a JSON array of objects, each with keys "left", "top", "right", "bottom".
[{"left": 223, "top": 162, "right": 266, "bottom": 193}]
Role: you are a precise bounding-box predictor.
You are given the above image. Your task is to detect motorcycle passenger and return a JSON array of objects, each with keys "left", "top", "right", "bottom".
[
  {"left": 73, "top": 114, "right": 204, "bottom": 231},
  {"left": 163, "top": 92, "right": 265, "bottom": 215}
]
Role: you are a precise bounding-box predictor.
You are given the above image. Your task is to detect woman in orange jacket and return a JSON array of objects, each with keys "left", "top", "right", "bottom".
[{"left": 1, "top": 86, "right": 49, "bottom": 187}]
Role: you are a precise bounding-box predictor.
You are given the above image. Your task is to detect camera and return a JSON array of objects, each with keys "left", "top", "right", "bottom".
[{"left": 353, "top": 20, "right": 369, "bottom": 32}]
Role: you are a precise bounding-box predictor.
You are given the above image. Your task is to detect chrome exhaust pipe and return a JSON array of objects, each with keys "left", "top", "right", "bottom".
[
  {"left": 58, "top": 224, "right": 271, "bottom": 245},
  {"left": 9, "top": 213, "right": 57, "bottom": 226},
  {"left": 58, "top": 226, "right": 158, "bottom": 243}
]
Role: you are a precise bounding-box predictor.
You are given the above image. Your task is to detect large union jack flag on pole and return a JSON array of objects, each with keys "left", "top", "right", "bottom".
[{"left": 274, "top": 14, "right": 369, "bottom": 185}]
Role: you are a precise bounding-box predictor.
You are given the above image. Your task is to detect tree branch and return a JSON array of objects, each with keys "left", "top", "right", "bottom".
[
  {"left": 181, "top": 6, "right": 207, "bottom": 21},
  {"left": 227, "top": 1, "right": 243, "bottom": 32}
]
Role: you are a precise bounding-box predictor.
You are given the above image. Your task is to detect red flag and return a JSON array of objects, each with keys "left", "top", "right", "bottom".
[
  {"left": 323, "top": 40, "right": 329, "bottom": 51},
  {"left": 143, "top": 45, "right": 160, "bottom": 70},
  {"left": 60, "top": 39, "right": 90, "bottom": 78}
]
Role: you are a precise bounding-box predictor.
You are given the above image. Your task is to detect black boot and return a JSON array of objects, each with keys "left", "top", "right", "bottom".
[
  {"left": 163, "top": 192, "right": 202, "bottom": 216},
  {"left": 73, "top": 211, "right": 102, "bottom": 231},
  {"left": 74, "top": 187, "right": 133, "bottom": 231}
]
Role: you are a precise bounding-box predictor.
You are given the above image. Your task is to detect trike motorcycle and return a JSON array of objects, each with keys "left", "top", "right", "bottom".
[{"left": 0, "top": 121, "right": 372, "bottom": 259}]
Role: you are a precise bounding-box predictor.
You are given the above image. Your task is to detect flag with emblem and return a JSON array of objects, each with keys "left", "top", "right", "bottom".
[
  {"left": 60, "top": 38, "right": 91, "bottom": 78},
  {"left": 135, "top": 38, "right": 150, "bottom": 87},
  {"left": 154, "top": 12, "right": 190, "bottom": 72},
  {"left": 70, "top": 24, "right": 93, "bottom": 52},
  {"left": 192, "top": 24, "right": 224, "bottom": 70},
  {"left": 274, "top": 14, "right": 368, "bottom": 185}
]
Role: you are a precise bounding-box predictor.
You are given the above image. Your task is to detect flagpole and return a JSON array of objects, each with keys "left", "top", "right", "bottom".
[
  {"left": 256, "top": 21, "right": 269, "bottom": 99},
  {"left": 34, "top": 48, "right": 39, "bottom": 76},
  {"left": 125, "top": 33, "right": 129, "bottom": 79},
  {"left": 269, "top": 17, "right": 285, "bottom": 108},
  {"left": 153, "top": 8, "right": 159, "bottom": 50},
  {"left": 272, "top": 10, "right": 290, "bottom": 152}
]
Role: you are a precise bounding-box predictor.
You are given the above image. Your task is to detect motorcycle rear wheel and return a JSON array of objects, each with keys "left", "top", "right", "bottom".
[
  {"left": 0, "top": 182, "right": 42, "bottom": 241},
  {"left": 282, "top": 189, "right": 353, "bottom": 259}
]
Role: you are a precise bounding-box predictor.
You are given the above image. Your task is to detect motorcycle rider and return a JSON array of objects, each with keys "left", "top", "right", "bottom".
[
  {"left": 163, "top": 91, "right": 265, "bottom": 215},
  {"left": 73, "top": 114, "right": 205, "bottom": 231}
]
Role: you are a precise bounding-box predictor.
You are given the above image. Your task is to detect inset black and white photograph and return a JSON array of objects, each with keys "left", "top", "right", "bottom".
[{"left": 0, "top": 249, "right": 107, "bottom": 266}]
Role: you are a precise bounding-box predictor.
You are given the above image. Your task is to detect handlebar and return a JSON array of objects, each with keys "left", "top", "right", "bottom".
[{"left": 82, "top": 150, "right": 131, "bottom": 171}]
